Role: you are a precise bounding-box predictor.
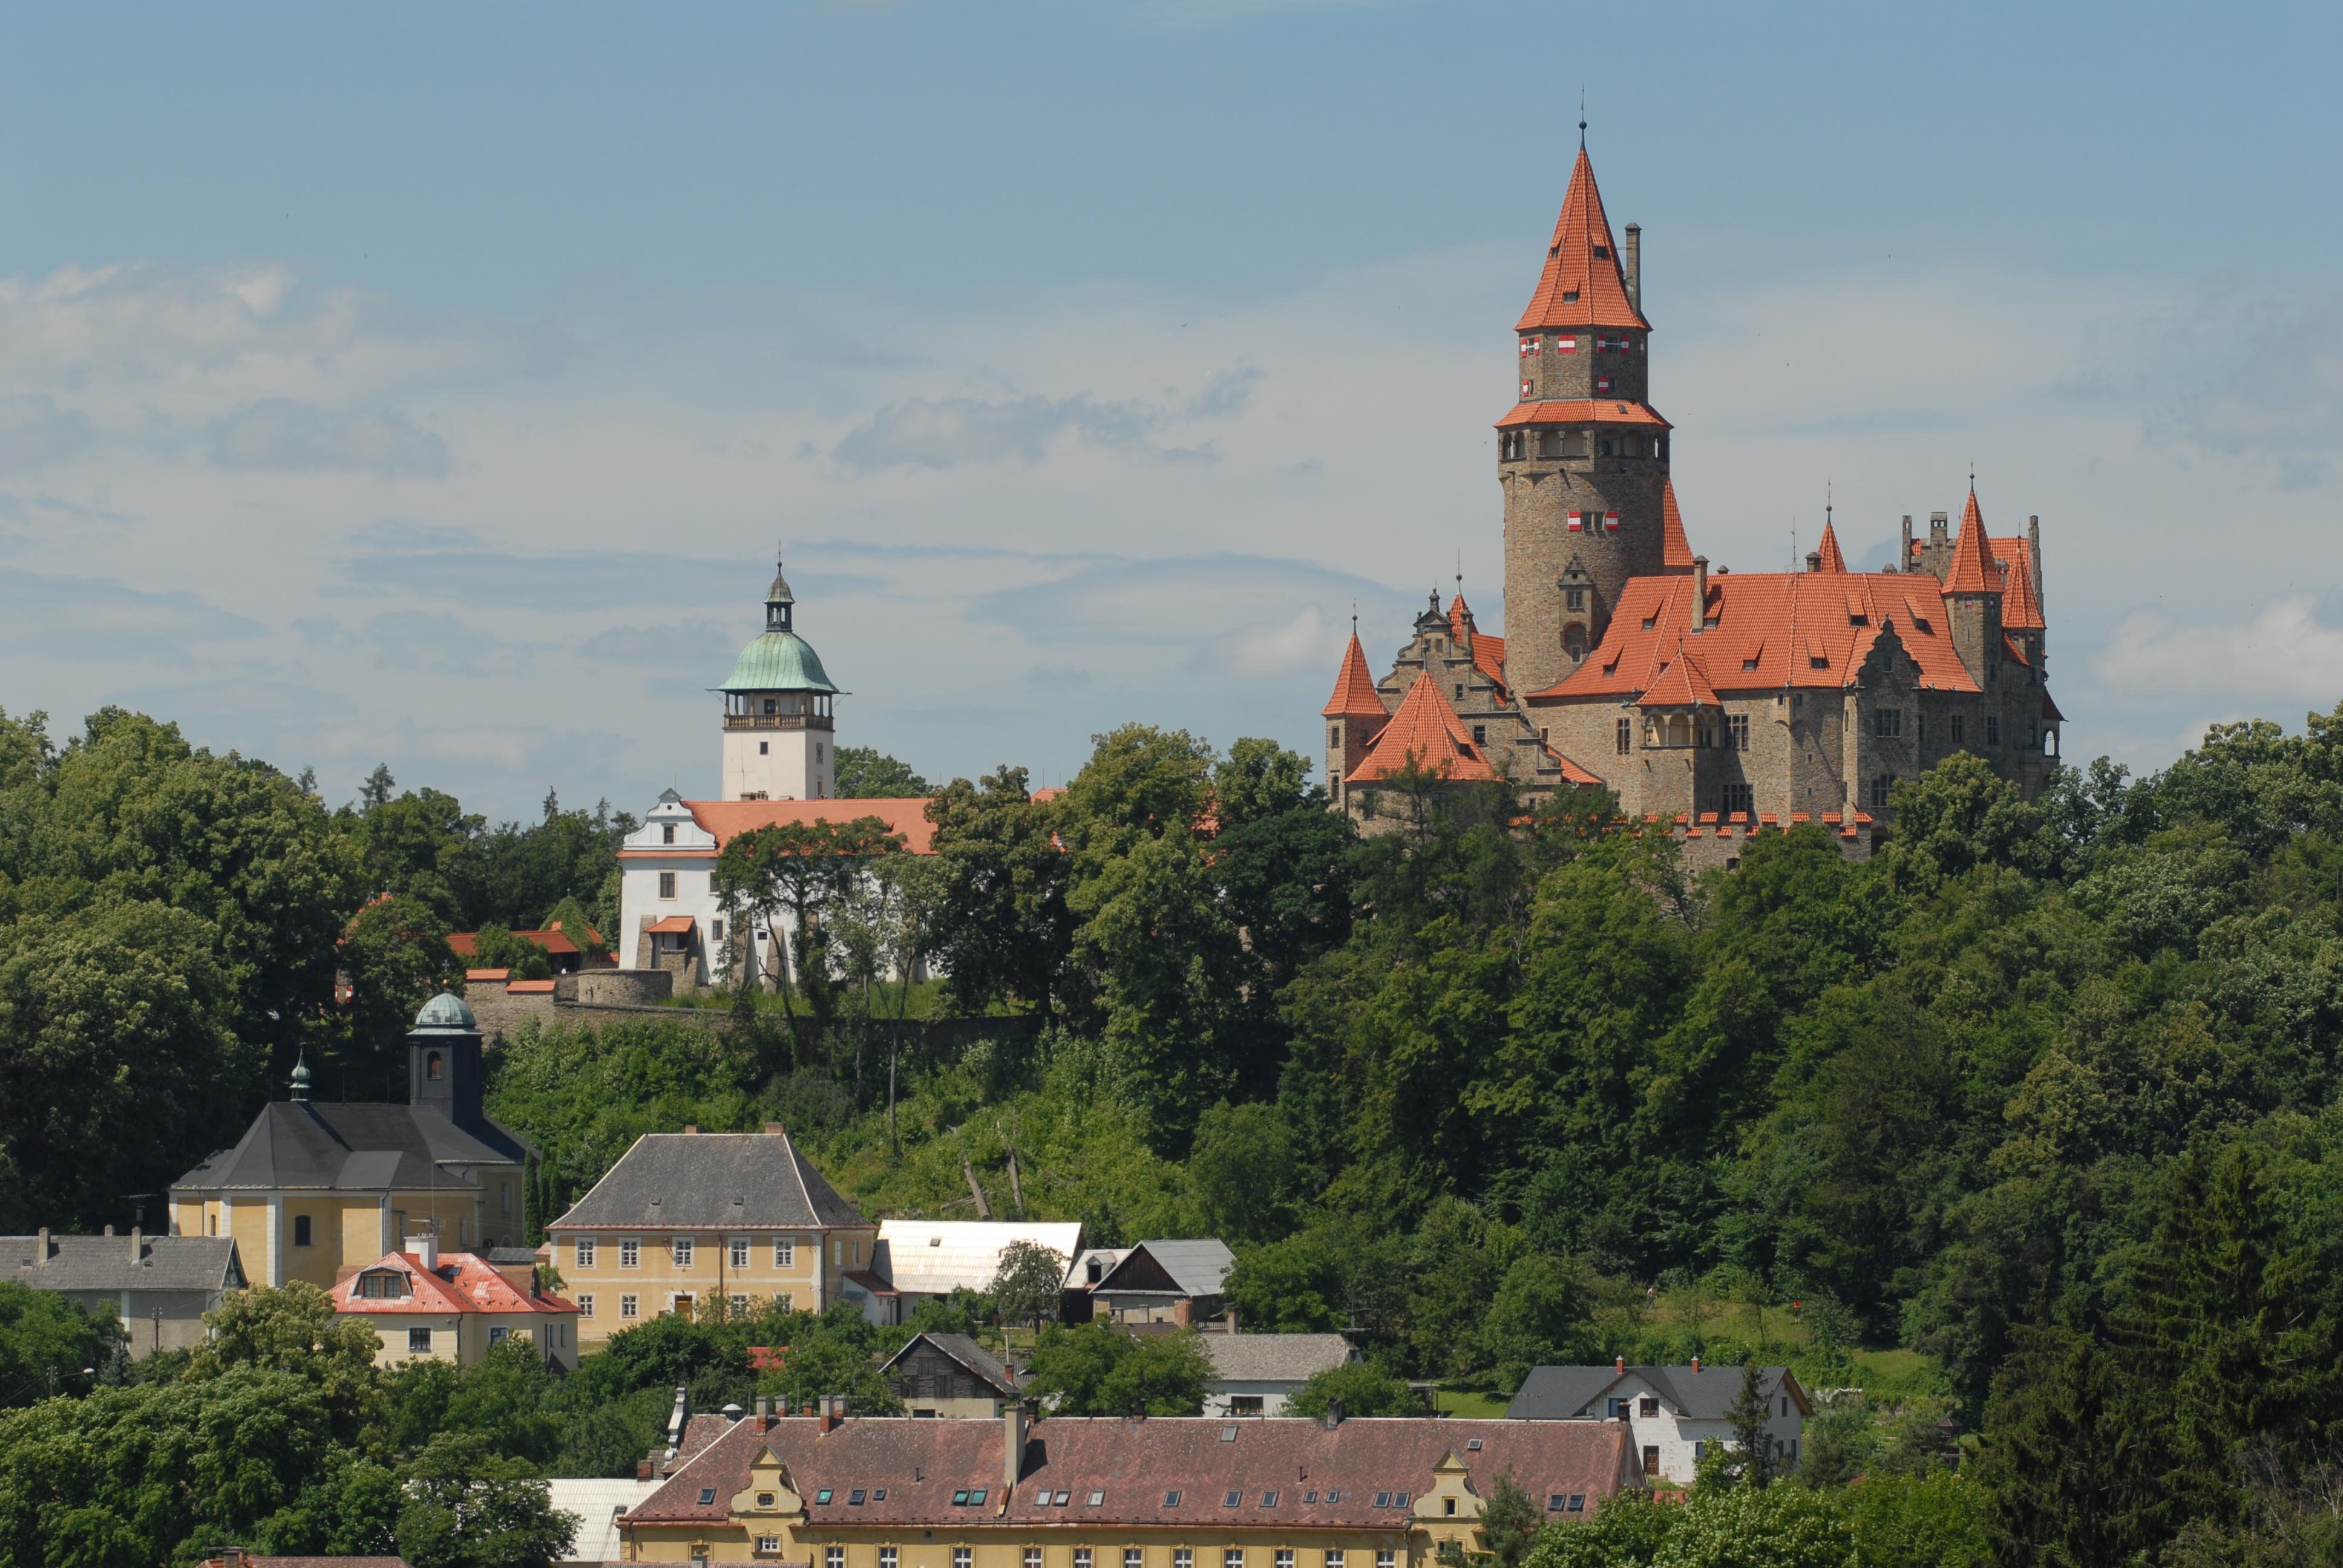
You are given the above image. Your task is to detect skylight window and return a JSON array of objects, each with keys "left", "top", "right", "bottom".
[
  {"left": 1224, "top": 1491, "right": 1242, "bottom": 1508},
  {"left": 1374, "top": 1493, "right": 1391, "bottom": 1509},
  {"left": 1262, "top": 1492, "right": 1280, "bottom": 1508},
  {"left": 1220, "top": 1425, "right": 1239, "bottom": 1442},
  {"left": 1164, "top": 1491, "right": 1183, "bottom": 1507},
  {"left": 1084, "top": 1491, "right": 1103, "bottom": 1507},
  {"left": 850, "top": 1490, "right": 867, "bottom": 1506},
  {"left": 1467, "top": 1439, "right": 1483, "bottom": 1451},
  {"left": 816, "top": 1489, "right": 833, "bottom": 1504},
  {"left": 952, "top": 1491, "right": 970, "bottom": 1506},
  {"left": 700, "top": 1489, "right": 718, "bottom": 1505}
]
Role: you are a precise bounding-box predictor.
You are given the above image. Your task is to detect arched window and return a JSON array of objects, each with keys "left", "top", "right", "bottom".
[
  {"left": 1563, "top": 624, "right": 1588, "bottom": 658},
  {"left": 427, "top": 1051, "right": 444, "bottom": 1081}
]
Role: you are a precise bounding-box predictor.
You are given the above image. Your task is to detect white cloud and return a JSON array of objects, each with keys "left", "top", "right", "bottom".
[
  {"left": 2092, "top": 599, "right": 2343, "bottom": 705},
  {"left": 210, "top": 399, "right": 450, "bottom": 476},
  {"left": 1210, "top": 604, "right": 1332, "bottom": 675},
  {"left": 0, "top": 396, "right": 94, "bottom": 474}
]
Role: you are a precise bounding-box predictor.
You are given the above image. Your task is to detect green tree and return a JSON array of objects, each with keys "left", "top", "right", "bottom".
[
  {"left": 471, "top": 922, "right": 555, "bottom": 979},
  {"left": 1481, "top": 1254, "right": 1596, "bottom": 1393},
  {"left": 1284, "top": 1361, "right": 1420, "bottom": 1419},
  {"left": 1021, "top": 1322, "right": 1210, "bottom": 1416},
  {"left": 1189, "top": 1100, "right": 1300, "bottom": 1246},
  {"left": 926, "top": 766, "right": 1073, "bottom": 1018},
  {"left": 194, "top": 1282, "right": 385, "bottom": 1442},
  {"left": 396, "top": 1430, "right": 578, "bottom": 1568},
  {"left": 338, "top": 892, "right": 463, "bottom": 1095},
  {"left": 1475, "top": 1469, "right": 1543, "bottom": 1568},
  {"left": 835, "top": 747, "right": 931, "bottom": 799},
  {"left": 1721, "top": 1363, "right": 1779, "bottom": 1490},
  {"left": 716, "top": 817, "right": 903, "bottom": 1061},
  {"left": 989, "top": 1240, "right": 1070, "bottom": 1338},
  {"left": 0, "top": 1281, "right": 122, "bottom": 1408}
]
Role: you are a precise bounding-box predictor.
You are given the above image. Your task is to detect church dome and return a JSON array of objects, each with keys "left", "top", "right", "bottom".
[
  {"left": 412, "top": 991, "right": 478, "bottom": 1033},
  {"left": 719, "top": 629, "right": 839, "bottom": 695}
]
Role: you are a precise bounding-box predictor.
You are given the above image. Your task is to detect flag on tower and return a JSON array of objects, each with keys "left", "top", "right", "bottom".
[
  {"left": 1603, "top": 512, "right": 1620, "bottom": 531},
  {"left": 1556, "top": 336, "right": 1578, "bottom": 353},
  {"left": 1567, "top": 511, "right": 1584, "bottom": 531}
]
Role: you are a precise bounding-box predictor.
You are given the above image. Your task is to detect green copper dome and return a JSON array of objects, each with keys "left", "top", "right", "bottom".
[
  {"left": 412, "top": 992, "right": 479, "bottom": 1033},
  {"left": 718, "top": 630, "right": 839, "bottom": 694}
]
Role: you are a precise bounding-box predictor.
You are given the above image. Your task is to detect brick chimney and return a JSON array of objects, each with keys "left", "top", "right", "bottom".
[
  {"left": 1624, "top": 223, "right": 1642, "bottom": 314},
  {"left": 1689, "top": 557, "right": 1708, "bottom": 635},
  {"left": 1691, "top": 1355, "right": 1701, "bottom": 1373},
  {"left": 1004, "top": 1400, "right": 1029, "bottom": 1487},
  {"left": 35, "top": 1227, "right": 48, "bottom": 1266},
  {"left": 129, "top": 1226, "right": 143, "bottom": 1266}
]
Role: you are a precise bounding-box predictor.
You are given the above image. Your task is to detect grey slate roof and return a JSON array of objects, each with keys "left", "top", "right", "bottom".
[
  {"left": 1507, "top": 1363, "right": 1797, "bottom": 1422},
  {"left": 881, "top": 1331, "right": 1018, "bottom": 1394},
  {"left": 1198, "top": 1331, "right": 1357, "bottom": 1383},
  {"left": 173, "top": 1100, "right": 528, "bottom": 1194},
  {"left": 3, "top": 1233, "right": 245, "bottom": 1294},
  {"left": 1097, "top": 1238, "right": 1235, "bottom": 1298},
  {"left": 552, "top": 1132, "right": 868, "bottom": 1231}
]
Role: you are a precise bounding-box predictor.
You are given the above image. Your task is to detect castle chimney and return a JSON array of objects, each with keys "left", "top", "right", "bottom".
[
  {"left": 2028, "top": 515, "right": 2045, "bottom": 617},
  {"left": 1689, "top": 557, "right": 1709, "bottom": 634},
  {"left": 1900, "top": 514, "right": 1915, "bottom": 572},
  {"left": 1325, "top": 1398, "right": 1345, "bottom": 1429},
  {"left": 129, "top": 1226, "right": 142, "bottom": 1266},
  {"left": 407, "top": 1233, "right": 437, "bottom": 1272},
  {"left": 1004, "top": 1400, "right": 1029, "bottom": 1488},
  {"left": 665, "top": 1385, "right": 690, "bottom": 1458},
  {"left": 1624, "top": 223, "right": 1642, "bottom": 313},
  {"left": 1805, "top": 550, "right": 1823, "bottom": 574},
  {"left": 819, "top": 1395, "right": 838, "bottom": 1434},
  {"left": 1930, "top": 511, "right": 1950, "bottom": 546},
  {"left": 35, "top": 1227, "right": 48, "bottom": 1266}
]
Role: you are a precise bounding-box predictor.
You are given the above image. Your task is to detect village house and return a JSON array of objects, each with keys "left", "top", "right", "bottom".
[
  {"left": 1199, "top": 1334, "right": 1359, "bottom": 1419},
  {"left": 1080, "top": 1241, "right": 1236, "bottom": 1327},
  {"left": 331, "top": 1232, "right": 580, "bottom": 1370},
  {"left": 614, "top": 1402, "right": 1643, "bottom": 1563},
  {"left": 546, "top": 1125, "right": 878, "bottom": 1352},
  {"left": 169, "top": 993, "right": 530, "bottom": 1285},
  {"left": 882, "top": 1331, "right": 1022, "bottom": 1419},
  {"left": 860, "top": 1221, "right": 1086, "bottom": 1327},
  {"left": 1506, "top": 1359, "right": 1810, "bottom": 1486},
  {"left": 2, "top": 1228, "right": 246, "bottom": 1359}
]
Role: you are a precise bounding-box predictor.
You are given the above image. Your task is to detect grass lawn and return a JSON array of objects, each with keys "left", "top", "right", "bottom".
[
  {"left": 1434, "top": 1388, "right": 1512, "bottom": 1418},
  {"left": 660, "top": 979, "right": 1018, "bottom": 1020}
]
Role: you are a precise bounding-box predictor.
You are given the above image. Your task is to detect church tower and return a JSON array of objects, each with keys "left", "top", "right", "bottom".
[
  {"left": 716, "top": 560, "right": 841, "bottom": 800},
  {"left": 1499, "top": 137, "right": 1676, "bottom": 699}
]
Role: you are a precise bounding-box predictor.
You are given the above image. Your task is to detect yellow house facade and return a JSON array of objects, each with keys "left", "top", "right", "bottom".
[
  {"left": 330, "top": 1238, "right": 581, "bottom": 1371},
  {"left": 617, "top": 1406, "right": 1643, "bottom": 1563},
  {"left": 549, "top": 1126, "right": 876, "bottom": 1351},
  {"left": 169, "top": 995, "right": 531, "bottom": 1289}
]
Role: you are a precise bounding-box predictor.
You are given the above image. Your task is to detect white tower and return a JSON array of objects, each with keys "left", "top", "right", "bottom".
[{"left": 717, "top": 560, "right": 841, "bottom": 800}]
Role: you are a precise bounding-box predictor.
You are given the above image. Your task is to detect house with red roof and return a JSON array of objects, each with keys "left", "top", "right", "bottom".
[
  {"left": 332, "top": 1232, "right": 580, "bottom": 1370},
  {"left": 1322, "top": 137, "right": 2062, "bottom": 837}
]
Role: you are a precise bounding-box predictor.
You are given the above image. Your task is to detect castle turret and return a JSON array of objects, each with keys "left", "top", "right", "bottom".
[
  {"left": 1501, "top": 140, "right": 1669, "bottom": 697},
  {"left": 716, "top": 559, "right": 842, "bottom": 801},
  {"left": 1941, "top": 489, "right": 2005, "bottom": 688},
  {"left": 1321, "top": 629, "right": 1392, "bottom": 810}
]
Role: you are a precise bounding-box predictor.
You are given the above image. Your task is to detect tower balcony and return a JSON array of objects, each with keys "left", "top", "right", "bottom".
[{"left": 723, "top": 711, "right": 834, "bottom": 733}]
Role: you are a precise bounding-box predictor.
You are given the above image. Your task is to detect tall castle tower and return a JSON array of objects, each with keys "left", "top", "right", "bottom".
[
  {"left": 1499, "top": 139, "right": 1683, "bottom": 699},
  {"left": 716, "top": 560, "right": 841, "bottom": 800}
]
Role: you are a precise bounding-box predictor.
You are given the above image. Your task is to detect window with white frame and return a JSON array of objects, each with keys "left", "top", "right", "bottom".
[
  {"left": 757, "top": 1540, "right": 781, "bottom": 1557},
  {"left": 673, "top": 1237, "right": 694, "bottom": 1268},
  {"left": 620, "top": 1294, "right": 638, "bottom": 1319},
  {"left": 620, "top": 1240, "right": 640, "bottom": 1269},
  {"left": 1175, "top": 1553, "right": 1193, "bottom": 1568},
  {"left": 730, "top": 1294, "right": 749, "bottom": 1317},
  {"left": 1127, "top": 1550, "right": 1143, "bottom": 1568},
  {"left": 1275, "top": 1553, "right": 1293, "bottom": 1568},
  {"left": 1377, "top": 1553, "right": 1395, "bottom": 1568},
  {"left": 1025, "top": 1550, "right": 1043, "bottom": 1568},
  {"left": 489, "top": 1325, "right": 509, "bottom": 1345},
  {"left": 731, "top": 1238, "right": 750, "bottom": 1269},
  {"left": 954, "top": 1550, "right": 972, "bottom": 1568},
  {"left": 407, "top": 1327, "right": 431, "bottom": 1353},
  {"left": 1326, "top": 1554, "right": 1344, "bottom": 1568},
  {"left": 828, "top": 1549, "right": 845, "bottom": 1568},
  {"left": 880, "top": 1550, "right": 897, "bottom": 1568},
  {"left": 576, "top": 1294, "right": 594, "bottom": 1318},
  {"left": 1226, "top": 1552, "right": 1245, "bottom": 1568},
  {"left": 575, "top": 1238, "right": 596, "bottom": 1269},
  {"left": 775, "top": 1238, "right": 796, "bottom": 1268}
]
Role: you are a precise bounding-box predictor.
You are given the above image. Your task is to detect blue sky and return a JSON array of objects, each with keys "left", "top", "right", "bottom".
[{"left": 3, "top": 0, "right": 2339, "bottom": 818}]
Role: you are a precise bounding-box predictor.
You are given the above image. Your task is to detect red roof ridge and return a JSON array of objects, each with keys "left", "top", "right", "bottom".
[
  {"left": 1660, "top": 481, "right": 1695, "bottom": 571},
  {"left": 1321, "top": 632, "right": 1389, "bottom": 720},
  {"left": 1813, "top": 520, "right": 1848, "bottom": 574},
  {"left": 1943, "top": 489, "right": 2002, "bottom": 595},
  {"left": 1516, "top": 148, "right": 1651, "bottom": 333},
  {"left": 1495, "top": 399, "right": 1669, "bottom": 430},
  {"left": 1345, "top": 671, "right": 1499, "bottom": 785},
  {"left": 1636, "top": 639, "right": 1722, "bottom": 708}
]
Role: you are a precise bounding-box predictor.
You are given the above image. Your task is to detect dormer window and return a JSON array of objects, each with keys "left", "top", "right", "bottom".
[
  {"left": 662, "top": 823, "right": 676, "bottom": 844},
  {"left": 1562, "top": 290, "right": 1580, "bottom": 303},
  {"left": 1593, "top": 246, "right": 1610, "bottom": 260}
]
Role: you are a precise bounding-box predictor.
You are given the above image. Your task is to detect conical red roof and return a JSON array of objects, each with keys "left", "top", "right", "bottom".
[
  {"left": 1516, "top": 149, "right": 1651, "bottom": 333},
  {"left": 1345, "top": 672, "right": 1498, "bottom": 785},
  {"left": 1660, "top": 480, "right": 1695, "bottom": 570},
  {"left": 1813, "top": 520, "right": 1847, "bottom": 574},
  {"left": 1943, "top": 490, "right": 2002, "bottom": 595},
  {"left": 1321, "top": 632, "right": 1389, "bottom": 719}
]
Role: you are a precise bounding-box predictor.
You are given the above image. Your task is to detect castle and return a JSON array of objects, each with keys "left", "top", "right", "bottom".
[{"left": 1323, "top": 140, "right": 2063, "bottom": 838}]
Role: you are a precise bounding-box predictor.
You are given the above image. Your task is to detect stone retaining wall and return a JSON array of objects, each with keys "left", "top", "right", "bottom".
[{"left": 460, "top": 974, "right": 1043, "bottom": 1054}]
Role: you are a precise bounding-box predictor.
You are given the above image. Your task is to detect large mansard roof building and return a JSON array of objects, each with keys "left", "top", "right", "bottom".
[{"left": 1322, "top": 142, "right": 2063, "bottom": 838}]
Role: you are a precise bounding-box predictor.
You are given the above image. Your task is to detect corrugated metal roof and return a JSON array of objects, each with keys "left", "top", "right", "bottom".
[
  {"left": 1097, "top": 1239, "right": 1234, "bottom": 1298},
  {"left": 873, "top": 1220, "right": 1083, "bottom": 1298}
]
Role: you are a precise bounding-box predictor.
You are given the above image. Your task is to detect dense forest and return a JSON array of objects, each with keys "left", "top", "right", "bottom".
[{"left": 5, "top": 698, "right": 2343, "bottom": 1565}]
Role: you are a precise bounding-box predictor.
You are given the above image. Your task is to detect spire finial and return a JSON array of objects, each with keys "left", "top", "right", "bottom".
[
  {"left": 1351, "top": 601, "right": 1358, "bottom": 637},
  {"left": 1826, "top": 480, "right": 1833, "bottom": 528},
  {"left": 289, "top": 1051, "right": 312, "bottom": 1103},
  {"left": 1578, "top": 89, "right": 1587, "bottom": 150},
  {"left": 1968, "top": 462, "right": 1976, "bottom": 494}
]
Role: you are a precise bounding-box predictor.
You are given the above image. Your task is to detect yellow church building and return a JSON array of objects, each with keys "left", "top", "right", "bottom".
[{"left": 169, "top": 993, "right": 531, "bottom": 1289}]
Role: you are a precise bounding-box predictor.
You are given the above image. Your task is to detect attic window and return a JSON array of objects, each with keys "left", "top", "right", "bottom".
[
  {"left": 1221, "top": 1425, "right": 1239, "bottom": 1442},
  {"left": 1809, "top": 655, "right": 1829, "bottom": 670},
  {"left": 1224, "top": 1491, "right": 1242, "bottom": 1508},
  {"left": 1742, "top": 658, "right": 1759, "bottom": 672},
  {"left": 816, "top": 1490, "right": 833, "bottom": 1504},
  {"left": 1396, "top": 1492, "right": 1412, "bottom": 1508},
  {"left": 1164, "top": 1491, "right": 1183, "bottom": 1507},
  {"left": 849, "top": 1490, "right": 867, "bottom": 1506},
  {"left": 1467, "top": 1439, "right": 1483, "bottom": 1451},
  {"left": 1642, "top": 616, "right": 1657, "bottom": 630},
  {"left": 699, "top": 1489, "right": 718, "bottom": 1505},
  {"left": 1562, "top": 290, "right": 1579, "bottom": 303},
  {"left": 1593, "top": 245, "right": 1609, "bottom": 259},
  {"left": 1084, "top": 1492, "right": 1102, "bottom": 1507},
  {"left": 1262, "top": 1491, "right": 1280, "bottom": 1507},
  {"left": 1374, "top": 1493, "right": 1392, "bottom": 1509}
]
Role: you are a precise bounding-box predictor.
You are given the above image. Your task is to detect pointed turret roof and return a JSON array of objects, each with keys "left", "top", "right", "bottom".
[
  {"left": 1321, "top": 633, "right": 1389, "bottom": 720},
  {"left": 1814, "top": 520, "right": 1848, "bottom": 575},
  {"left": 1660, "top": 480, "right": 1695, "bottom": 571},
  {"left": 1345, "top": 673, "right": 1498, "bottom": 785},
  {"left": 1516, "top": 149, "right": 1651, "bottom": 333},
  {"left": 1634, "top": 641, "right": 1722, "bottom": 709},
  {"left": 1942, "top": 489, "right": 2003, "bottom": 595}
]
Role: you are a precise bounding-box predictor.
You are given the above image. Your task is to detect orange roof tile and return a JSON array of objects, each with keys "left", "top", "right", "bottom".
[
  {"left": 1447, "top": 595, "right": 1510, "bottom": 696},
  {"left": 1321, "top": 632, "right": 1389, "bottom": 720},
  {"left": 1345, "top": 671, "right": 1499, "bottom": 785},
  {"left": 2043, "top": 691, "right": 2066, "bottom": 722},
  {"left": 1529, "top": 569, "right": 1982, "bottom": 704},
  {"left": 1548, "top": 749, "right": 1604, "bottom": 787},
  {"left": 1992, "top": 537, "right": 2045, "bottom": 630},
  {"left": 1516, "top": 148, "right": 1651, "bottom": 333},
  {"left": 1495, "top": 399, "right": 1671, "bottom": 430},
  {"left": 2002, "top": 632, "right": 2030, "bottom": 667},
  {"left": 1813, "top": 521, "right": 1848, "bottom": 574},
  {"left": 1660, "top": 480, "right": 1695, "bottom": 570},
  {"left": 1942, "top": 490, "right": 2003, "bottom": 595},
  {"left": 645, "top": 915, "right": 696, "bottom": 934},
  {"left": 684, "top": 797, "right": 937, "bottom": 854},
  {"left": 331, "top": 1250, "right": 577, "bottom": 1318},
  {"left": 1635, "top": 641, "right": 1723, "bottom": 708}
]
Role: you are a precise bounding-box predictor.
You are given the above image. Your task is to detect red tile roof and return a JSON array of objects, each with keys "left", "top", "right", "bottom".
[
  {"left": 645, "top": 915, "right": 696, "bottom": 935},
  {"left": 1447, "top": 595, "right": 1510, "bottom": 695},
  {"left": 1813, "top": 521, "right": 1848, "bottom": 575},
  {"left": 2043, "top": 691, "right": 2066, "bottom": 722},
  {"left": 1942, "top": 491, "right": 2002, "bottom": 595},
  {"left": 628, "top": 1414, "right": 1641, "bottom": 1530},
  {"left": 1530, "top": 569, "right": 1982, "bottom": 702},
  {"left": 331, "top": 1250, "right": 577, "bottom": 1318},
  {"left": 1516, "top": 149, "right": 1651, "bottom": 333},
  {"left": 1322, "top": 633, "right": 1390, "bottom": 720},
  {"left": 1635, "top": 641, "right": 1723, "bottom": 709},
  {"left": 1993, "top": 537, "right": 2045, "bottom": 630},
  {"left": 1660, "top": 481, "right": 1695, "bottom": 570},
  {"left": 1345, "top": 673, "right": 1499, "bottom": 785},
  {"left": 685, "top": 798, "right": 937, "bottom": 855},
  {"left": 1495, "top": 399, "right": 1670, "bottom": 430}
]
